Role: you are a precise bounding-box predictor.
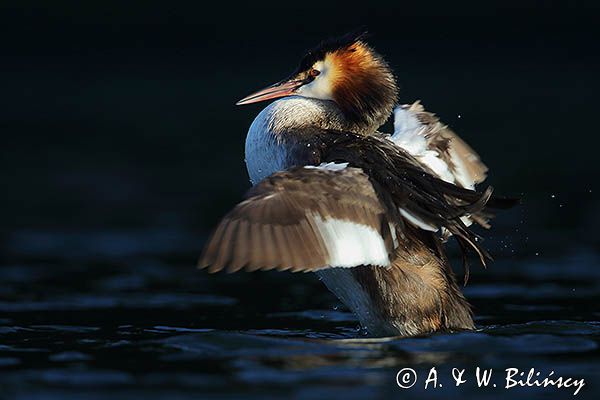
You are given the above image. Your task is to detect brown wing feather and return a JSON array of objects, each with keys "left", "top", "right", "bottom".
[
  {"left": 316, "top": 129, "right": 507, "bottom": 270},
  {"left": 199, "top": 166, "right": 393, "bottom": 273},
  {"left": 405, "top": 101, "right": 488, "bottom": 186},
  {"left": 438, "top": 129, "right": 488, "bottom": 185}
]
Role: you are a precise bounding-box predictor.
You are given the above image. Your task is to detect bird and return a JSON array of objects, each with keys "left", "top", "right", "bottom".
[{"left": 199, "top": 31, "right": 516, "bottom": 337}]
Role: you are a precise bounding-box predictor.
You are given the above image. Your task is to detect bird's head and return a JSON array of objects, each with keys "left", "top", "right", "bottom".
[{"left": 237, "top": 31, "right": 398, "bottom": 132}]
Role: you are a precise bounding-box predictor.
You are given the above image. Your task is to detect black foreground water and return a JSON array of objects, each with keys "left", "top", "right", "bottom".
[{"left": 1, "top": 228, "right": 599, "bottom": 399}]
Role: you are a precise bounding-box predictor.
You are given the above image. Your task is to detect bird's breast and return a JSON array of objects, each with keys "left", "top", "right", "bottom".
[
  {"left": 245, "top": 111, "right": 289, "bottom": 184},
  {"left": 244, "top": 97, "right": 341, "bottom": 184}
]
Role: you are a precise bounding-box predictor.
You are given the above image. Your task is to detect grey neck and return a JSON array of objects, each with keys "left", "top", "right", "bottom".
[{"left": 261, "top": 97, "right": 380, "bottom": 136}]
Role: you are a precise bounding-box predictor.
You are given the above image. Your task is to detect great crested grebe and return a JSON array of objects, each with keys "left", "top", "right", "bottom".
[{"left": 199, "top": 32, "right": 515, "bottom": 337}]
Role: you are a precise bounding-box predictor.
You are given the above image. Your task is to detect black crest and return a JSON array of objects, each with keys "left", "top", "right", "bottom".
[{"left": 294, "top": 29, "right": 370, "bottom": 74}]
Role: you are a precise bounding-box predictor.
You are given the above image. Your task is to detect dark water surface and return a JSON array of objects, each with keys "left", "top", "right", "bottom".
[{"left": 1, "top": 228, "right": 599, "bottom": 399}]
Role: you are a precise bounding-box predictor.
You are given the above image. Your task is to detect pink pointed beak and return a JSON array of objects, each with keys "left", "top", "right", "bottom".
[{"left": 236, "top": 79, "right": 304, "bottom": 105}]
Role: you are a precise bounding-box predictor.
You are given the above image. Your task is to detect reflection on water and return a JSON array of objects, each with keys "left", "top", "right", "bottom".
[{"left": 1, "top": 229, "right": 599, "bottom": 399}]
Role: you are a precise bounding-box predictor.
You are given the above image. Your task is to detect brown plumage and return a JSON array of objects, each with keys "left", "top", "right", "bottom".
[
  {"left": 401, "top": 101, "right": 488, "bottom": 187},
  {"left": 200, "top": 129, "right": 516, "bottom": 336},
  {"left": 350, "top": 230, "right": 475, "bottom": 336},
  {"left": 327, "top": 41, "right": 397, "bottom": 129},
  {"left": 201, "top": 128, "right": 513, "bottom": 271},
  {"left": 287, "top": 31, "right": 398, "bottom": 133},
  {"left": 200, "top": 31, "right": 518, "bottom": 337},
  {"left": 200, "top": 166, "right": 391, "bottom": 273}
]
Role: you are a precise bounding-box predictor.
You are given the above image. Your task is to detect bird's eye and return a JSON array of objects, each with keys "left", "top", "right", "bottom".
[{"left": 309, "top": 68, "right": 321, "bottom": 77}]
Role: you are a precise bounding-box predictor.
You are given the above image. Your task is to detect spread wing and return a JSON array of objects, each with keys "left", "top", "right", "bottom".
[
  {"left": 200, "top": 128, "right": 515, "bottom": 276},
  {"left": 199, "top": 163, "right": 397, "bottom": 273},
  {"left": 390, "top": 101, "right": 492, "bottom": 231},
  {"left": 391, "top": 101, "right": 488, "bottom": 190}
]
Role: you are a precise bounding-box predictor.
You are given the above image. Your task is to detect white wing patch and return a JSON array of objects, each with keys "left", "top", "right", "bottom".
[
  {"left": 391, "top": 101, "right": 490, "bottom": 234},
  {"left": 391, "top": 105, "right": 457, "bottom": 184},
  {"left": 399, "top": 208, "right": 438, "bottom": 232},
  {"left": 391, "top": 105, "right": 423, "bottom": 144},
  {"left": 419, "top": 150, "right": 457, "bottom": 184},
  {"left": 304, "top": 162, "right": 349, "bottom": 171},
  {"left": 310, "top": 214, "right": 390, "bottom": 268},
  {"left": 391, "top": 102, "right": 483, "bottom": 190},
  {"left": 449, "top": 150, "right": 476, "bottom": 189}
]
